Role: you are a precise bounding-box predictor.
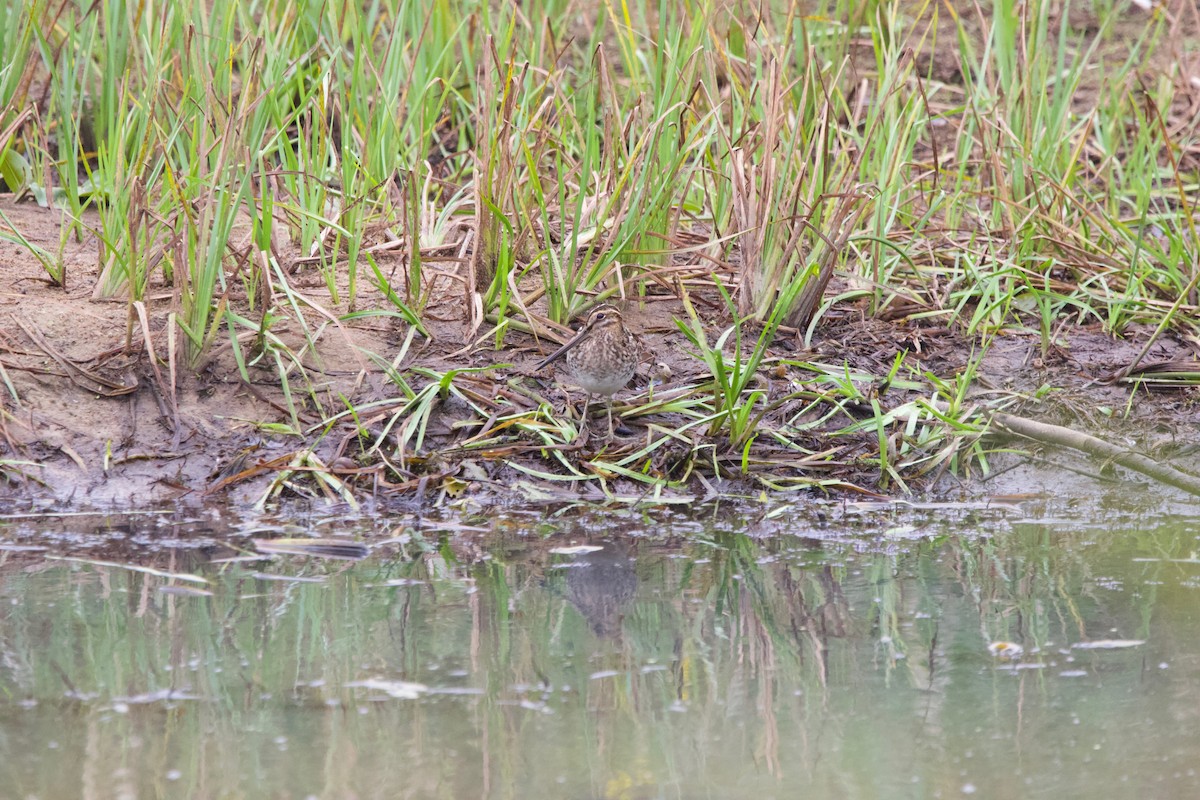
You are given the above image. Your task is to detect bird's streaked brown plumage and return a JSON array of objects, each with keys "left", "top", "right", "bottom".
[{"left": 537, "top": 305, "right": 637, "bottom": 439}]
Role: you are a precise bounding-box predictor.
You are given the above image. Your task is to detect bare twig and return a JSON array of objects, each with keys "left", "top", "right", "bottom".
[{"left": 991, "top": 412, "right": 1200, "bottom": 497}]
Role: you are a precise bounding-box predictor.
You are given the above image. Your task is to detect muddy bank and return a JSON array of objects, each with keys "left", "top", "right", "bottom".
[{"left": 3, "top": 202, "right": 1200, "bottom": 507}]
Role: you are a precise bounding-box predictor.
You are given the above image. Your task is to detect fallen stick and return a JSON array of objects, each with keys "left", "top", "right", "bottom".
[{"left": 991, "top": 412, "right": 1200, "bottom": 497}]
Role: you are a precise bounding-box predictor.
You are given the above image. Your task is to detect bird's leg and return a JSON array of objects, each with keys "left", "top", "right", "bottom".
[
  {"left": 577, "top": 393, "right": 593, "bottom": 433},
  {"left": 606, "top": 398, "right": 615, "bottom": 441}
]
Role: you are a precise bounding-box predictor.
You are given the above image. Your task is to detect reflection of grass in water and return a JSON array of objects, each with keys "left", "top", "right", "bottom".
[
  {"left": 1, "top": 516, "right": 1194, "bottom": 797},
  {"left": 865, "top": 519, "right": 1184, "bottom": 689},
  {"left": 0, "top": 554, "right": 462, "bottom": 797}
]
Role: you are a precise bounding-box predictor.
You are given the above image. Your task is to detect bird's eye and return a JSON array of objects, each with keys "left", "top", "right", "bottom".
[{"left": 595, "top": 311, "right": 607, "bottom": 320}]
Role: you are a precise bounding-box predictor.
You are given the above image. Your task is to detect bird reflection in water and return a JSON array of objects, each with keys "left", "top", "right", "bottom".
[{"left": 557, "top": 540, "right": 638, "bottom": 639}]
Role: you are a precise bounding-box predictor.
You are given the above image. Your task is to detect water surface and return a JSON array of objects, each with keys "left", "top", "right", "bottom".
[{"left": 1, "top": 501, "right": 1197, "bottom": 799}]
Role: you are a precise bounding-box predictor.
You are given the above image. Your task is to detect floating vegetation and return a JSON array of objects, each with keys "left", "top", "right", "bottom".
[{"left": 253, "top": 538, "right": 371, "bottom": 561}]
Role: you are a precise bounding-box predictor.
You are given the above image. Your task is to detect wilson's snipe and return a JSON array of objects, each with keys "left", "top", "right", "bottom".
[{"left": 536, "top": 305, "right": 638, "bottom": 439}]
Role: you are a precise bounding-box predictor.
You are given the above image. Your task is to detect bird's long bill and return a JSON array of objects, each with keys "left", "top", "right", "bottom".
[{"left": 535, "top": 326, "right": 589, "bottom": 370}]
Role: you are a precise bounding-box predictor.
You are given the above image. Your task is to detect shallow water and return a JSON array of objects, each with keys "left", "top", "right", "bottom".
[{"left": 2, "top": 500, "right": 1199, "bottom": 799}]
